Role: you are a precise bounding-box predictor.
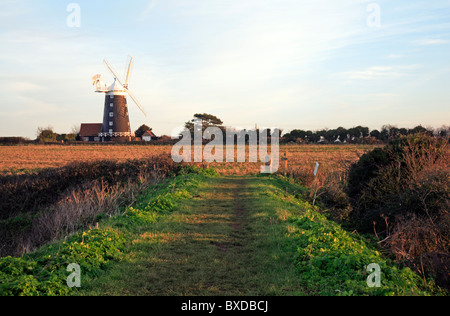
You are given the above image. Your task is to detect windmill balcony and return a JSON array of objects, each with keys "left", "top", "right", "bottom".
[{"left": 99, "top": 132, "right": 134, "bottom": 138}]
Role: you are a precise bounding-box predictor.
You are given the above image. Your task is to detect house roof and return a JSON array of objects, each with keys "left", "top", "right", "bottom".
[
  {"left": 80, "top": 124, "right": 102, "bottom": 137},
  {"left": 142, "top": 130, "right": 157, "bottom": 138}
]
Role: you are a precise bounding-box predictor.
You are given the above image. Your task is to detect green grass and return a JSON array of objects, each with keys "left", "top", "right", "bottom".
[
  {"left": 0, "top": 167, "right": 44, "bottom": 175},
  {"left": 78, "top": 173, "right": 306, "bottom": 296},
  {"left": 262, "top": 177, "right": 436, "bottom": 296},
  {"left": 0, "top": 166, "right": 440, "bottom": 296}
]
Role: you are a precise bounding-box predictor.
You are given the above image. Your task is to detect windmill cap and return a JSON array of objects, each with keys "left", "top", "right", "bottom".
[
  {"left": 108, "top": 78, "right": 125, "bottom": 91},
  {"left": 106, "top": 78, "right": 126, "bottom": 96}
]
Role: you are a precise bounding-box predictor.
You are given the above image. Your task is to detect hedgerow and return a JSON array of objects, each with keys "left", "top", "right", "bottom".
[
  {"left": 346, "top": 134, "right": 449, "bottom": 290},
  {"left": 0, "top": 165, "right": 216, "bottom": 296},
  {"left": 270, "top": 177, "right": 441, "bottom": 296}
]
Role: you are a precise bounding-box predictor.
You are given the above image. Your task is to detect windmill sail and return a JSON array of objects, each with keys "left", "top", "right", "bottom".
[
  {"left": 103, "top": 59, "right": 125, "bottom": 87},
  {"left": 126, "top": 89, "right": 147, "bottom": 117},
  {"left": 124, "top": 56, "right": 133, "bottom": 88}
]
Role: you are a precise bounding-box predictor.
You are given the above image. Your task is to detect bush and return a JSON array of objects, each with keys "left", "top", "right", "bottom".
[
  {"left": 0, "top": 154, "right": 179, "bottom": 220},
  {"left": 347, "top": 133, "right": 448, "bottom": 232},
  {"left": 0, "top": 166, "right": 206, "bottom": 296},
  {"left": 0, "top": 137, "right": 30, "bottom": 146},
  {"left": 347, "top": 147, "right": 391, "bottom": 199},
  {"left": 346, "top": 133, "right": 449, "bottom": 289},
  {"left": 0, "top": 154, "right": 183, "bottom": 257}
]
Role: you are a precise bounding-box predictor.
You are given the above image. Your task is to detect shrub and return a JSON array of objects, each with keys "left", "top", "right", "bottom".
[
  {"left": 0, "top": 154, "right": 179, "bottom": 220},
  {"left": 0, "top": 167, "right": 206, "bottom": 296},
  {"left": 347, "top": 134, "right": 448, "bottom": 231},
  {"left": 346, "top": 133, "right": 449, "bottom": 289},
  {"left": 0, "top": 137, "right": 29, "bottom": 146},
  {"left": 347, "top": 147, "right": 391, "bottom": 199},
  {"left": 0, "top": 154, "right": 183, "bottom": 257}
]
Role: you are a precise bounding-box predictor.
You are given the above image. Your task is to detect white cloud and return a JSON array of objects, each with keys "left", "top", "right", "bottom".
[
  {"left": 342, "top": 66, "right": 397, "bottom": 80},
  {"left": 387, "top": 54, "right": 404, "bottom": 59},
  {"left": 415, "top": 39, "right": 450, "bottom": 46},
  {"left": 157, "top": 1, "right": 365, "bottom": 99},
  {"left": 341, "top": 64, "right": 422, "bottom": 80}
]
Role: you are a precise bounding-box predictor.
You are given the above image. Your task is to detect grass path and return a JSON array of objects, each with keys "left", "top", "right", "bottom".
[{"left": 80, "top": 175, "right": 306, "bottom": 296}]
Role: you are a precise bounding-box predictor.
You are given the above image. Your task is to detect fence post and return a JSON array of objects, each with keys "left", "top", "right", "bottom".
[{"left": 281, "top": 152, "right": 288, "bottom": 176}]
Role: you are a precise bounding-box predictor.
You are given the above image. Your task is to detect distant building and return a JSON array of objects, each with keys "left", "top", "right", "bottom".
[
  {"left": 142, "top": 130, "right": 158, "bottom": 142},
  {"left": 79, "top": 123, "right": 102, "bottom": 142}
]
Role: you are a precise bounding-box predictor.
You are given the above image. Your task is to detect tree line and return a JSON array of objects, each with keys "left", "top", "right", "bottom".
[
  {"left": 182, "top": 114, "right": 449, "bottom": 145},
  {"left": 282, "top": 124, "right": 450, "bottom": 144},
  {"left": 0, "top": 126, "right": 78, "bottom": 145}
]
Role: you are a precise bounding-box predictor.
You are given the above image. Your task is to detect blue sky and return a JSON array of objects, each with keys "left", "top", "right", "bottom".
[{"left": 0, "top": 0, "right": 449, "bottom": 138}]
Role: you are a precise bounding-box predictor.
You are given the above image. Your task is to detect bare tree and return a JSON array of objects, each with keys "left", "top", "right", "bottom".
[{"left": 71, "top": 124, "right": 80, "bottom": 135}]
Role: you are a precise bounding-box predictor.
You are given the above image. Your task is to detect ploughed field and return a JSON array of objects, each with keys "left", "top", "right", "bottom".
[{"left": 0, "top": 144, "right": 375, "bottom": 176}]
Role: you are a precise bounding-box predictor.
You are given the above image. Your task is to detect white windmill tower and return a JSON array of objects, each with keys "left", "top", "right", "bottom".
[{"left": 92, "top": 56, "right": 147, "bottom": 142}]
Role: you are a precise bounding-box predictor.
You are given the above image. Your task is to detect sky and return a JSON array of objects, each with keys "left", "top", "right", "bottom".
[{"left": 0, "top": 0, "right": 449, "bottom": 139}]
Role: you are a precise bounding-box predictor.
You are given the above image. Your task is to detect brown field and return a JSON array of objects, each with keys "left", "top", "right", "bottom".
[
  {"left": 0, "top": 145, "right": 172, "bottom": 174},
  {"left": 0, "top": 144, "right": 376, "bottom": 176}
]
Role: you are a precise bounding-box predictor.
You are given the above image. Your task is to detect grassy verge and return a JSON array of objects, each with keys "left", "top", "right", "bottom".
[
  {"left": 265, "top": 176, "right": 444, "bottom": 295},
  {"left": 0, "top": 166, "right": 212, "bottom": 296},
  {"left": 0, "top": 167, "right": 443, "bottom": 296}
]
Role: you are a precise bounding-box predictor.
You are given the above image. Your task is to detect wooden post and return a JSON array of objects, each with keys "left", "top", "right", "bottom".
[{"left": 281, "top": 152, "right": 288, "bottom": 176}]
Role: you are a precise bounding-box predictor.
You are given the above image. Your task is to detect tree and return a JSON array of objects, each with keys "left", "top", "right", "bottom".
[
  {"left": 56, "top": 134, "right": 77, "bottom": 142},
  {"left": 380, "top": 125, "right": 393, "bottom": 141},
  {"left": 335, "top": 127, "right": 348, "bottom": 141},
  {"left": 71, "top": 125, "right": 80, "bottom": 135},
  {"left": 184, "top": 113, "right": 224, "bottom": 137},
  {"left": 36, "top": 126, "right": 57, "bottom": 143},
  {"left": 399, "top": 128, "right": 409, "bottom": 136},
  {"left": 283, "top": 129, "right": 308, "bottom": 143},
  {"left": 436, "top": 125, "right": 450, "bottom": 138},
  {"left": 410, "top": 125, "right": 433, "bottom": 136},
  {"left": 135, "top": 124, "right": 152, "bottom": 138},
  {"left": 370, "top": 129, "right": 381, "bottom": 139}
]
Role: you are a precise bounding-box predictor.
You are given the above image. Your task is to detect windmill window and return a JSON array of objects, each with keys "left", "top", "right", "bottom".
[
  {"left": 109, "top": 112, "right": 114, "bottom": 118},
  {"left": 109, "top": 121, "right": 113, "bottom": 127},
  {"left": 110, "top": 103, "right": 114, "bottom": 108}
]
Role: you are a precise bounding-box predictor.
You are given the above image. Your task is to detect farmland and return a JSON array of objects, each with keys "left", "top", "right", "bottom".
[
  {"left": 0, "top": 145, "right": 172, "bottom": 174},
  {"left": 0, "top": 144, "right": 374, "bottom": 176}
]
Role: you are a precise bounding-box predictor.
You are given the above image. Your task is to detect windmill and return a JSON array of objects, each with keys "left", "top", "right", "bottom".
[{"left": 92, "top": 56, "right": 147, "bottom": 142}]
